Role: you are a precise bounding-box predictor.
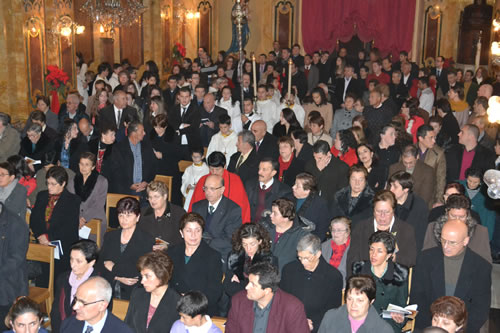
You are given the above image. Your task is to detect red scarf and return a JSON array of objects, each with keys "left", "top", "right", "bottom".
[
  {"left": 278, "top": 153, "right": 294, "bottom": 182},
  {"left": 45, "top": 193, "right": 61, "bottom": 229},
  {"left": 329, "top": 237, "right": 350, "bottom": 268}
]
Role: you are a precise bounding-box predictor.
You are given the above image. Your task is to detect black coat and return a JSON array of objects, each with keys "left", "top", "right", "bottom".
[
  {"left": 410, "top": 247, "right": 492, "bottom": 333},
  {"left": 446, "top": 143, "right": 496, "bottom": 182},
  {"left": 395, "top": 193, "right": 429, "bottom": 252},
  {"left": 167, "top": 241, "right": 223, "bottom": 316},
  {"left": 431, "top": 67, "right": 449, "bottom": 94},
  {"left": 19, "top": 132, "right": 54, "bottom": 170},
  {"left": 110, "top": 137, "right": 157, "bottom": 194},
  {"left": 280, "top": 156, "right": 305, "bottom": 188},
  {"left": 125, "top": 286, "right": 180, "bottom": 333},
  {"left": 245, "top": 179, "right": 294, "bottom": 223},
  {"left": 162, "top": 87, "right": 179, "bottom": 109},
  {"left": 272, "top": 123, "right": 302, "bottom": 138},
  {"left": 138, "top": 203, "right": 185, "bottom": 248},
  {"left": 30, "top": 190, "right": 80, "bottom": 278},
  {"left": 227, "top": 149, "right": 260, "bottom": 184},
  {"left": 96, "top": 228, "right": 155, "bottom": 300},
  {"left": 167, "top": 103, "right": 202, "bottom": 148},
  {"left": 98, "top": 105, "right": 138, "bottom": 131},
  {"left": 0, "top": 203, "right": 29, "bottom": 306},
  {"left": 333, "top": 186, "right": 374, "bottom": 228},
  {"left": 334, "top": 77, "right": 363, "bottom": 108},
  {"left": 297, "top": 192, "right": 331, "bottom": 240},
  {"left": 199, "top": 105, "right": 228, "bottom": 147},
  {"left": 441, "top": 112, "right": 460, "bottom": 145},
  {"left": 192, "top": 196, "right": 242, "bottom": 261},
  {"left": 88, "top": 138, "right": 114, "bottom": 182},
  {"left": 296, "top": 143, "right": 314, "bottom": 162},
  {"left": 256, "top": 132, "right": 279, "bottom": 161},
  {"left": 304, "top": 157, "right": 349, "bottom": 205},
  {"left": 363, "top": 104, "right": 393, "bottom": 145},
  {"left": 224, "top": 251, "right": 277, "bottom": 297},
  {"left": 280, "top": 258, "right": 343, "bottom": 333},
  {"left": 346, "top": 218, "right": 416, "bottom": 277}
]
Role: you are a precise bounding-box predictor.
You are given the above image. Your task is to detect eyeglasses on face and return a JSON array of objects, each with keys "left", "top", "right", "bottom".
[{"left": 71, "top": 298, "right": 105, "bottom": 307}]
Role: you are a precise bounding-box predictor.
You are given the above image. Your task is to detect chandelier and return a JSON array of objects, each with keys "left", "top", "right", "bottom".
[{"left": 80, "top": 0, "right": 148, "bottom": 36}]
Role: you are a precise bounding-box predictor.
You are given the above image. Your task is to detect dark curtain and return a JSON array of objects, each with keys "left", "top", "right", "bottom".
[{"left": 302, "top": 0, "right": 416, "bottom": 58}]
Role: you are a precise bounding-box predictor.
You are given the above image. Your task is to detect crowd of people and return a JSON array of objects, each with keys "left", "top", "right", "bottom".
[{"left": 0, "top": 42, "right": 499, "bottom": 333}]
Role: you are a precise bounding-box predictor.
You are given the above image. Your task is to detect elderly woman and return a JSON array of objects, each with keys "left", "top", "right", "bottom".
[
  {"left": 0, "top": 162, "right": 27, "bottom": 218},
  {"left": 353, "top": 231, "right": 409, "bottom": 332},
  {"left": 167, "top": 213, "right": 223, "bottom": 316},
  {"left": 280, "top": 234, "right": 343, "bottom": 333},
  {"left": 30, "top": 166, "right": 80, "bottom": 279},
  {"left": 356, "top": 143, "right": 386, "bottom": 191},
  {"left": 331, "top": 129, "right": 359, "bottom": 166},
  {"left": 50, "top": 240, "right": 99, "bottom": 333},
  {"left": 139, "top": 181, "right": 185, "bottom": 250},
  {"left": 333, "top": 165, "right": 375, "bottom": 226},
  {"left": 4, "top": 297, "right": 49, "bottom": 333},
  {"left": 53, "top": 119, "right": 87, "bottom": 172},
  {"left": 347, "top": 190, "right": 417, "bottom": 275},
  {"left": 321, "top": 217, "right": 351, "bottom": 284},
  {"left": 67, "top": 152, "right": 108, "bottom": 243},
  {"left": 125, "top": 251, "right": 180, "bottom": 333},
  {"left": 430, "top": 296, "right": 467, "bottom": 333},
  {"left": 318, "top": 275, "right": 393, "bottom": 332},
  {"left": 96, "top": 197, "right": 155, "bottom": 300},
  {"left": 292, "top": 172, "right": 331, "bottom": 240},
  {"left": 19, "top": 123, "right": 54, "bottom": 172},
  {"left": 224, "top": 223, "right": 277, "bottom": 297},
  {"left": 277, "top": 136, "right": 305, "bottom": 187}
]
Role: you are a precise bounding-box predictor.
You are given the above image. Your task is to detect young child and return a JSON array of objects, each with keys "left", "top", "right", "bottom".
[
  {"left": 181, "top": 148, "right": 209, "bottom": 211},
  {"left": 170, "top": 291, "right": 222, "bottom": 333},
  {"left": 206, "top": 114, "right": 238, "bottom": 166}
]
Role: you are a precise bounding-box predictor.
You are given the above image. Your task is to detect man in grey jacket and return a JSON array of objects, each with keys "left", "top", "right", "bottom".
[{"left": 0, "top": 113, "right": 20, "bottom": 163}]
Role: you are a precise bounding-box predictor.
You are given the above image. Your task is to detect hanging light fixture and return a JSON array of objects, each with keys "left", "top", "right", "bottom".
[{"left": 80, "top": 0, "right": 148, "bottom": 37}]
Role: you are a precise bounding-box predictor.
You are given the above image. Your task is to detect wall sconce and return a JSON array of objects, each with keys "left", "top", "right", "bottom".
[
  {"left": 186, "top": 11, "right": 200, "bottom": 20},
  {"left": 50, "top": 15, "right": 85, "bottom": 39},
  {"left": 161, "top": 5, "right": 171, "bottom": 20},
  {"left": 25, "top": 16, "right": 41, "bottom": 37}
]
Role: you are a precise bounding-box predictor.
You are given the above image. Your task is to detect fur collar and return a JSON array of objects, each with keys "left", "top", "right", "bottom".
[
  {"left": 335, "top": 185, "right": 374, "bottom": 215},
  {"left": 352, "top": 260, "right": 408, "bottom": 286},
  {"left": 74, "top": 170, "right": 99, "bottom": 202}
]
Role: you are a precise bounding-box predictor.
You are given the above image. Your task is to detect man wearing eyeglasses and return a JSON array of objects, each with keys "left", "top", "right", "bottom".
[
  {"left": 192, "top": 174, "right": 242, "bottom": 263},
  {"left": 410, "top": 220, "right": 492, "bottom": 333},
  {"left": 61, "top": 276, "right": 133, "bottom": 333}
]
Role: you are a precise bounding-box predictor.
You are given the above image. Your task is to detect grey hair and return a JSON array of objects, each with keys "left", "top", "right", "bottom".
[
  {"left": 432, "top": 214, "right": 477, "bottom": 243},
  {"left": 27, "top": 123, "right": 42, "bottom": 134},
  {"left": 296, "top": 233, "right": 321, "bottom": 254},
  {"left": 85, "top": 276, "right": 112, "bottom": 302},
  {"left": 238, "top": 129, "right": 255, "bottom": 147},
  {"left": 0, "top": 112, "right": 10, "bottom": 126}
]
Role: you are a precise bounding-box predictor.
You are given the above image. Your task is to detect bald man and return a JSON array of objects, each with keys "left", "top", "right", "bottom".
[
  {"left": 477, "top": 83, "right": 493, "bottom": 99},
  {"left": 411, "top": 220, "right": 491, "bottom": 333},
  {"left": 61, "top": 277, "right": 134, "bottom": 332},
  {"left": 191, "top": 174, "right": 242, "bottom": 262},
  {"left": 251, "top": 120, "right": 279, "bottom": 161},
  {"left": 98, "top": 90, "right": 138, "bottom": 133},
  {"left": 78, "top": 117, "right": 99, "bottom": 143}
]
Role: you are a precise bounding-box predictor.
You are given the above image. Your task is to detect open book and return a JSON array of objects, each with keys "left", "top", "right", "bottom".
[
  {"left": 382, "top": 303, "right": 418, "bottom": 318},
  {"left": 24, "top": 156, "right": 41, "bottom": 165}
]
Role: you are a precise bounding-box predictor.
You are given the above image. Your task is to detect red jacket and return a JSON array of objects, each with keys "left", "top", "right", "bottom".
[
  {"left": 188, "top": 169, "right": 251, "bottom": 223},
  {"left": 225, "top": 289, "right": 310, "bottom": 333},
  {"left": 330, "top": 147, "right": 358, "bottom": 166},
  {"left": 365, "top": 72, "right": 391, "bottom": 87},
  {"left": 404, "top": 115, "right": 425, "bottom": 143}
]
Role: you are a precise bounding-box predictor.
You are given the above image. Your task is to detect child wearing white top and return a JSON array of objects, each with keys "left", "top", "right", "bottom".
[
  {"left": 181, "top": 149, "right": 209, "bottom": 211},
  {"left": 207, "top": 115, "right": 238, "bottom": 167}
]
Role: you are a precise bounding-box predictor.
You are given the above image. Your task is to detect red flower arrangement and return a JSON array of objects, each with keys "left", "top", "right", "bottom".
[
  {"left": 45, "top": 65, "right": 70, "bottom": 115},
  {"left": 172, "top": 42, "right": 186, "bottom": 66}
]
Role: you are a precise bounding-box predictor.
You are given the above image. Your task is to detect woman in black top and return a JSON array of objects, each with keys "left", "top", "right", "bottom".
[
  {"left": 356, "top": 143, "right": 386, "bottom": 191},
  {"left": 436, "top": 98, "right": 460, "bottom": 146},
  {"left": 273, "top": 108, "right": 302, "bottom": 138}
]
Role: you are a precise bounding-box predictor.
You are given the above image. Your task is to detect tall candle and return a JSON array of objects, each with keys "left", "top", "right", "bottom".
[
  {"left": 475, "top": 32, "right": 482, "bottom": 70},
  {"left": 288, "top": 58, "right": 293, "bottom": 97},
  {"left": 252, "top": 54, "right": 257, "bottom": 97}
]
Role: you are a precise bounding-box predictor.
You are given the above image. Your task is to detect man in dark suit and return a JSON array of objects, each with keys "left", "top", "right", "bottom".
[
  {"left": 199, "top": 92, "right": 227, "bottom": 147},
  {"left": 240, "top": 73, "right": 254, "bottom": 101},
  {"left": 78, "top": 118, "right": 99, "bottom": 143},
  {"left": 245, "top": 158, "right": 294, "bottom": 223},
  {"left": 162, "top": 74, "right": 179, "bottom": 110},
  {"left": 334, "top": 64, "right": 361, "bottom": 108},
  {"left": 61, "top": 276, "right": 134, "bottom": 333},
  {"left": 446, "top": 124, "right": 496, "bottom": 182},
  {"left": 58, "top": 93, "right": 89, "bottom": 131},
  {"left": 301, "top": 54, "right": 319, "bottom": 96},
  {"left": 192, "top": 174, "right": 242, "bottom": 262},
  {"left": 291, "top": 44, "right": 305, "bottom": 69},
  {"left": 431, "top": 55, "right": 449, "bottom": 95},
  {"left": 251, "top": 120, "right": 279, "bottom": 161},
  {"left": 290, "top": 61, "right": 308, "bottom": 101},
  {"left": 225, "top": 262, "right": 310, "bottom": 333},
  {"left": 109, "top": 121, "right": 156, "bottom": 195},
  {"left": 410, "top": 220, "right": 491, "bottom": 333},
  {"left": 168, "top": 86, "right": 202, "bottom": 159},
  {"left": 228, "top": 129, "right": 260, "bottom": 183},
  {"left": 98, "top": 90, "right": 138, "bottom": 135}
]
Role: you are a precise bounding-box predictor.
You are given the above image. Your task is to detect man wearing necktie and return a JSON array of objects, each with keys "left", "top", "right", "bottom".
[
  {"left": 301, "top": 54, "right": 319, "bottom": 96},
  {"left": 433, "top": 56, "right": 449, "bottom": 95},
  {"left": 60, "top": 277, "right": 133, "bottom": 333},
  {"left": 191, "top": 174, "right": 242, "bottom": 263},
  {"left": 97, "top": 90, "right": 138, "bottom": 141}
]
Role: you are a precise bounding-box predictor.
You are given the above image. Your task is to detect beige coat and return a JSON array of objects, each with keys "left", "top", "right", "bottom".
[{"left": 303, "top": 102, "right": 334, "bottom": 133}]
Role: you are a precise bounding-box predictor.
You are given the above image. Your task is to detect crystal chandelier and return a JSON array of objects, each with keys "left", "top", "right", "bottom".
[{"left": 80, "top": 0, "right": 148, "bottom": 36}]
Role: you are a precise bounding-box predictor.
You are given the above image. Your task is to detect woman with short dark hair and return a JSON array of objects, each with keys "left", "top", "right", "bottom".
[
  {"left": 4, "top": 297, "right": 48, "bottom": 333},
  {"left": 430, "top": 296, "right": 467, "bottom": 333},
  {"left": 125, "top": 251, "right": 180, "bottom": 333},
  {"left": 50, "top": 240, "right": 99, "bottom": 333},
  {"left": 96, "top": 197, "right": 155, "bottom": 300},
  {"left": 19, "top": 123, "right": 54, "bottom": 172}
]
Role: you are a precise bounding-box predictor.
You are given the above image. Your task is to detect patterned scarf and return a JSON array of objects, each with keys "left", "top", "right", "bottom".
[
  {"left": 45, "top": 193, "right": 61, "bottom": 228},
  {"left": 329, "top": 236, "right": 350, "bottom": 268}
]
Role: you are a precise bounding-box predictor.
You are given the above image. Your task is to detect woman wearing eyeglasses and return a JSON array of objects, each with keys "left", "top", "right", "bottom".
[
  {"left": 96, "top": 197, "right": 155, "bottom": 300},
  {"left": 50, "top": 240, "right": 99, "bottom": 333},
  {"left": 280, "top": 234, "right": 343, "bottom": 333},
  {"left": 321, "top": 217, "right": 351, "bottom": 284},
  {"left": 346, "top": 190, "right": 417, "bottom": 277}
]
